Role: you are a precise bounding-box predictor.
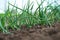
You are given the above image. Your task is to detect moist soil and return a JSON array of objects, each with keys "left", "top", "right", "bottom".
[{"left": 0, "top": 22, "right": 60, "bottom": 40}]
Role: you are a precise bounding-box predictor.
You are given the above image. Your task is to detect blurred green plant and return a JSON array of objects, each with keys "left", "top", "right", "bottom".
[{"left": 0, "top": 0, "right": 60, "bottom": 33}]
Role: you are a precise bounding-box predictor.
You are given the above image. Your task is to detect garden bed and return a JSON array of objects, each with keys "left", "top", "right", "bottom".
[
  {"left": 0, "top": 0, "right": 60, "bottom": 40},
  {"left": 0, "top": 22, "right": 60, "bottom": 40}
]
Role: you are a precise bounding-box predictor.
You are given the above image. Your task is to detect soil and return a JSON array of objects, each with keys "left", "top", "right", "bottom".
[{"left": 0, "top": 22, "right": 60, "bottom": 40}]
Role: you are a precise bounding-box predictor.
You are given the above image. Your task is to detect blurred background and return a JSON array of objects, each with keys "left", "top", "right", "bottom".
[{"left": 0, "top": 0, "right": 60, "bottom": 13}]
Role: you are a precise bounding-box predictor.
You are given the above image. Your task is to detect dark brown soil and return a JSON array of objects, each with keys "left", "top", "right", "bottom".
[{"left": 0, "top": 22, "right": 60, "bottom": 40}]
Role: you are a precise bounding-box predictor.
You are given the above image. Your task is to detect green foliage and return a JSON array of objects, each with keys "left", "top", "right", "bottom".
[{"left": 0, "top": 0, "right": 60, "bottom": 33}]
